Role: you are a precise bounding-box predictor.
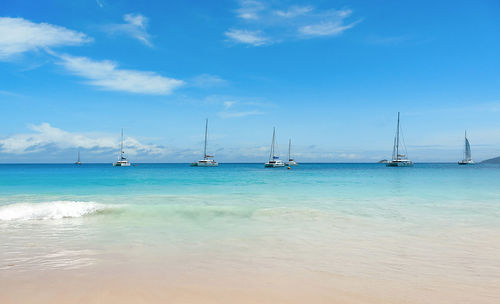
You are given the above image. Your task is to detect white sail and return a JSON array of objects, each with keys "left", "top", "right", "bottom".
[
  {"left": 75, "top": 151, "right": 82, "bottom": 165},
  {"left": 203, "top": 118, "right": 208, "bottom": 159},
  {"left": 288, "top": 139, "right": 290, "bottom": 161},
  {"left": 465, "top": 137, "right": 471, "bottom": 161},
  {"left": 269, "top": 127, "right": 276, "bottom": 161}
]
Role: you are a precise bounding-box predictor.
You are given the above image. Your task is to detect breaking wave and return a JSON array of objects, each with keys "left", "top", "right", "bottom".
[{"left": 0, "top": 201, "right": 111, "bottom": 221}]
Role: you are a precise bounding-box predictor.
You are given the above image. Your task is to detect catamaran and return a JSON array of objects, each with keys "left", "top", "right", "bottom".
[
  {"left": 265, "top": 127, "right": 285, "bottom": 168},
  {"left": 285, "top": 139, "right": 298, "bottom": 166},
  {"left": 75, "top": 151, "right": 82, "bottom": 165},
  {"left": 191, "top": 119, "right": 218, "bottom": 167},
  {"left": 113, "top": 129, "right": 131, "bottom": 167},
  {"left": 458, "top": 131, "right": 474, "bottom": 165},
  {"left": 386, "top": 112, "right": 414, "bottom": 167}
]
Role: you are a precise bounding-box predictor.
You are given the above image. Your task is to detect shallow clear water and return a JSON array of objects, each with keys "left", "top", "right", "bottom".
[{"left": 1, "top": 163, "right": 499, "bottom": 302}]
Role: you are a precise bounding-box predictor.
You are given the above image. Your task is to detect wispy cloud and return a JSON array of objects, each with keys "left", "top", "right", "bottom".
[
  {"left": 190, "top": 74, "right": 227, "bottom": 88},
  {"left": 106, "top": 13, "right": 152, "bottom": 47},
  {"left": 366, "top": 35, "right": 410, "bottom": 45},
  {"left": 216, "top": 98, "right": 268, "bottom": 118},
  {"left": 299, "top": 19, "right": 360, "bottom": 37},
  {"left": 218, "top": 110, "right": 264, "bottom": 118},
  {"left": 56, "top": 53, "right": 184, "bottom": 95},
  {"left": 236, "top": 0, "right": 266, "bottom": 20},
  {"left": 223, "top": 101, "right": 237, "bottom": 109},
  {"left": 96, "top": 0, "right": 104, "bottom": 8},
  {"left": 337, "top": 153, "right": 360, "bottom": 160},
  {"left": 226, "top": 2, "right": 359, "bottom": 46},
  {"left": 0, "top": 17, "right": 91, "bottom": 60},
  {"left": 0, "top": 90, "right": 24, "bottom": 98},
  {"left": 225, "top": 29, "right": 270, "bottom": 46},
  {"left": 0, "top": 123, "right": 165, "bottom": 156},
  {"left": 274, "top": 5, "right": 313, "bottom": 18}
]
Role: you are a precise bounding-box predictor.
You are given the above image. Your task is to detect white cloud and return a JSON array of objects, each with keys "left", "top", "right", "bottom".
[
  {"left": 275, "top": 5, "right": 313, "bottom": 18},
  {"left": 57, "top": 54, "right": 184, "bottom": 95},
  {"left": 225, "top": 29, "right": 269, "bottom": 46},
  {"left": 0, "top": 123, "right": 165, "bottom": 156},
  {"left": 0, "top": 17, "right": 90, "bottom": 60},
  {"left": 107, "top": 13, "right": 152, "bottom": 46}
]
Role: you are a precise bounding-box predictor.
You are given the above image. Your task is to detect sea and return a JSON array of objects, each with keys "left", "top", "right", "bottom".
[{"left": 1, "top": 163, "right": 499, "bottom": 303}]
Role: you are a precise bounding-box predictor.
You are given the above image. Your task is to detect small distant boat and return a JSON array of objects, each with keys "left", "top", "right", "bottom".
[
  {"left": 75, "top": 151, "right": 82, "bottom": 165},
  {"left": 285, "top": 139, "right": 298, "bottom": 166},
  {"left": 458, "top": 131, "right": 475, "bottom": 165},
  {"left": 386, "top": 112, "right": 414, "bottom": 167},
  {"left": 265, "top": 127, "right": 285, "bottom": 168},
  {"left": 191, "top": 119, "right": 218, "bottom": 167},
  {"left": 113, "top": 128, "right": 131, "bottom": 167}
]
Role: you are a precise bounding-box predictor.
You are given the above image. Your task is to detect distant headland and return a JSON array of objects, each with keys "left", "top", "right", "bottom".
[{"left": 482, "top": 156, "right": 500, "bottom": 164}]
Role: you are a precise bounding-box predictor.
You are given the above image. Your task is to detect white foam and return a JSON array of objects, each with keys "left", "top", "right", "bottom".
[{"left": 0, "top": 201, "right": 108, "bottom": 221}]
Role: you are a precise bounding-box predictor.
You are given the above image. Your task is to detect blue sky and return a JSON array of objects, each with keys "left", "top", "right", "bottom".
[{"left": 1, "top": 0, "right": 500, "bottom": 163}]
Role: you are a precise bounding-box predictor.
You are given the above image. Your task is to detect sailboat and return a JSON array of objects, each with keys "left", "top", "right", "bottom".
[
  {"left": 265, "top": 127, "right": 285, "bottom": 168},
  {"left": 458, "top": 131, "right": 474, "bottom": 165},
  {"left": 191, "top": 119, "right": 218, "bottom": 167},
  {"left": 75, "top": 151, "right": 82, "bottom": 165},
  {"left": 113, "top": 128, "right": 131, "bottom": 167},
  {"left": 386, "top": 112, "right": 414, "bottom": 167},
  {"left": 285, "top": 139, "right": 298, "bottom": 166}
]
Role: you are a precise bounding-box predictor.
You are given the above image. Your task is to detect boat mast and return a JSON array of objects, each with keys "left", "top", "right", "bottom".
[
  {"left": 269, "top": 127, "right": 275, "bottom": 161},
  {"left": 120, "top": 128, "right": 124, "bottom": 160},
  {"left": 78, "top": 151, "right": 80, "bottom": 162},
  {"left": 395, "top": 112, "right": 400, "bottom": 161},
  {"left": 204, "top": 119, "right": 208, "bottom": 159},
  {"left": 464, "top": 130, "right": 467, "bottom": 160}
]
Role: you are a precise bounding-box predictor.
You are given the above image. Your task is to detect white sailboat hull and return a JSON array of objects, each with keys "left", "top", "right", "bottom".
[
  {"left": 191, "top": 160, "right": 218, "bottom": 167},
  {"left": 458, "top": 160, "right": 475, "bottom": 165},
  {"left": 113, "top": 161, "right": 131, "bottom": 167},
  {"left": 386, "top": 160, "right": 414, "bottom": 167},
  {"left": 285, "top": 161, "right": 298, "bottom": 166},
  {"left": 265, "top": 160, "right": 285, "bottom": 167}
]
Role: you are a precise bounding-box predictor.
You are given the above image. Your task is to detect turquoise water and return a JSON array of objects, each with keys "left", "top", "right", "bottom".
[
  {"left": 1, "top": 163, "right": 499, "bottom": 221},
  {"left": 2, "top": 162, "right": 499, "bottom": 198},
  {"left": 1, "top": 163, "right": 500, "bottom": 296}
]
